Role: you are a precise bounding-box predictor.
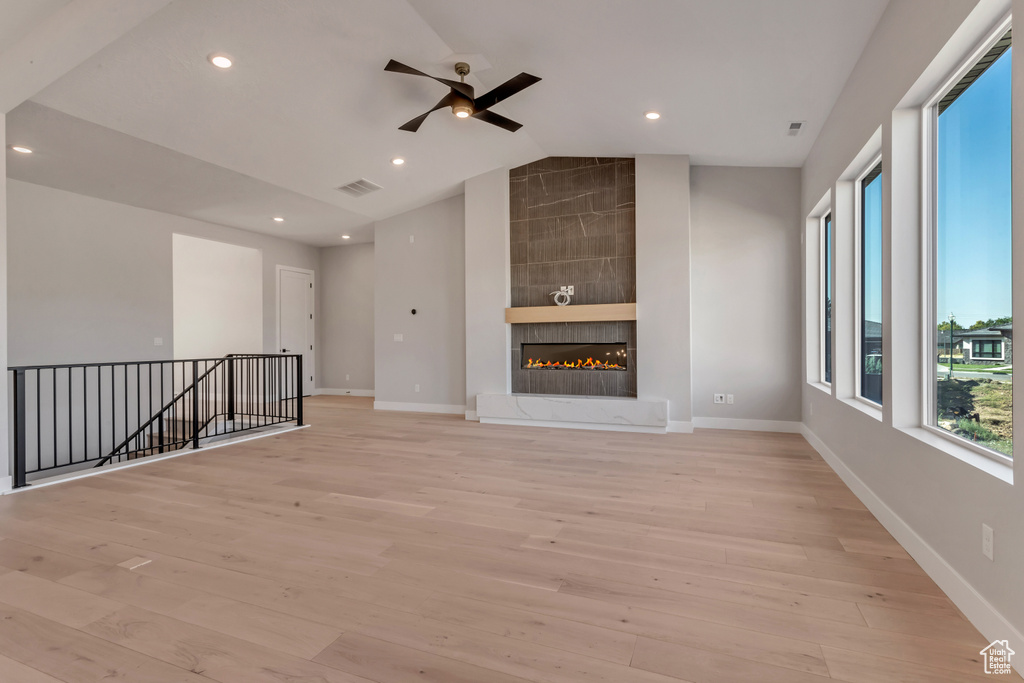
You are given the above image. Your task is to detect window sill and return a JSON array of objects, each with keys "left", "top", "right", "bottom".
[
  {"left": 841, "top": 396, "right": 883, "bottom": 421},
  {"left": 901, "top": 426, "right": 1013, "bottom": 485},
  {"left": 809, "top": 381, "right": 832, "bottom": 395}
]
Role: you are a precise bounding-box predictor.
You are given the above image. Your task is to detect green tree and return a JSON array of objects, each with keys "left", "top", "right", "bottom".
[{"left": 969, "top": 316, "right": 1012, "bottom": 330}]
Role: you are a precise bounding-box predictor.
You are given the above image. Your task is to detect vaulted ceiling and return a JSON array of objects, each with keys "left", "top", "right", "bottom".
[{"left": 3, "top": 0, "right": 890, "bottom": 245}]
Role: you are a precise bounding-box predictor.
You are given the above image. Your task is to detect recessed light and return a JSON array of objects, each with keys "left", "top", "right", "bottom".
[
  {"left": 273, "top": 217, "right": 285, "bottom": 222},
  {"left": 391, "top": 157, "right": 405, "bottom": 166},
  {"left": 9, "top": 145, "right": 33, "bottom": 154},
  {"left": 644, "top": 111, "right": 661, "bottom": 120},
  {"left": 208, "top": 54, "right": 233, "bottom": 69},
  {"left": 341, "top": 235, "right": 351, "bottom": 239}
]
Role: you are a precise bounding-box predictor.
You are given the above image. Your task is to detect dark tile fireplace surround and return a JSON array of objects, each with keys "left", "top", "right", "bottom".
[{"left": 510, "top": 157, "right": 637, "bottom": 398}]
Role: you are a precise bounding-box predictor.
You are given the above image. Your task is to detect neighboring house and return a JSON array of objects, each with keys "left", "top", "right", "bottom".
[
  {"left": 936, "top": 329, "right": 965, "bottom": 358},
  {"left": 954, "top": 326, "right": 1013, "bottom": 365},
  {"left": 862, "top": 320, "right": 883, "bottom": 356}
]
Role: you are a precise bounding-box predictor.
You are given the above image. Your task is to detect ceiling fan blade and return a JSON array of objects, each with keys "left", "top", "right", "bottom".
[
  {"left": 385, "top": 59, "right": 474, "bottom": 99},
  {"left": 398, "top": 93, "right": 456, "bottom": 132},
  {"left": 473, "top": 73, "right": 541, "bottom": 111},
  {"left": 471, "top": 109, "right": 523, "bottom": 133}
]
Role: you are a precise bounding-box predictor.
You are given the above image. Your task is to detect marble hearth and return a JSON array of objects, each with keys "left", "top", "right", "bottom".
[{"left": 476, "top": 393, "right": 668, "bottom": 433}]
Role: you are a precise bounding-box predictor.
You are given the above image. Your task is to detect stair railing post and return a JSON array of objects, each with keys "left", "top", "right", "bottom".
[
  {"left": 227, "top": 356, "right": 235, "bottom": 421},
  {"left": 13, "top": 369, "right": 27, "bottom": 488},
  {"left": 191, "top": 360, "right": 201, "bottom": 450},
  {"left": 157, "top": 413, "right": 165, "bottom": 454},
  {"left": 296, "top": 355, "right": 303, "bottom": 426}
]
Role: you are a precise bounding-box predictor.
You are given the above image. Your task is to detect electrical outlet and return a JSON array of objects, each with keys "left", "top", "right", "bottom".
[
  {"left": 153, "top": 337, "right": 163, "bottom": 346},
  {"left": 714, "top": 393, "right": 725, "bottom": 404},
  {"left": 394, "top": 333, "right": 403, "bottom": 342},
  {"left": 345, "top": 374, "right": 350, "bottom": 381},
  {"left": 727, "top": 394, "right": 734, "bottom": 405},
  {"left": 409, "top": 235, "right": 415, "bottom": 243},
  {"left": 567, "top": 285, "right": 574, "bottom": 295},
  {"left": 414, "top": 384, "right": 420, "bottom": 393},
  {"left": 983, "top": 523, "right": 994, "bottom": 561}
]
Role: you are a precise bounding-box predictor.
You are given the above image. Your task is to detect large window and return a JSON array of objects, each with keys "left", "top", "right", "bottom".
[
  {"left": 823, "top": 213, "right": 832, "bottom": 384},
  {"left": 972, "top": 340, "right": 1003, "bottom": 360},
  {"left": 860, "top": 163, "right": 883, "bottom": 405},
  {"left": 933, "top": 28, "right": 1012, "bottom": 458}
]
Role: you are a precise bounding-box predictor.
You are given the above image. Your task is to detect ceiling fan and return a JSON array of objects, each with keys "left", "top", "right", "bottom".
[{"left": 385, "top": 60, "right": 540, "bottom": 133}]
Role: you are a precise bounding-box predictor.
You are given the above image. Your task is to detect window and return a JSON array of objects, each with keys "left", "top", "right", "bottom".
[
  {"left": 823, "top": 213, "right": 832, "bottom": 384},
  {"left": 972, "top": 340, "right": 1003, "bottom": 359},
  {"left": 932, "top": 27, "right": 1012, "bottom": 458},
  {"left": 860, "top": 163, "right": 883, "bottom": 405}
]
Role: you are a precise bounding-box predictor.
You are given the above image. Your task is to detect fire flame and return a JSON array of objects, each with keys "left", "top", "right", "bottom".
[{"left": 525, "top": 356, "right": 625, "bottom": 370}]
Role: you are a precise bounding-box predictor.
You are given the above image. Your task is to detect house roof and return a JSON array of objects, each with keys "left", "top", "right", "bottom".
[
  {"left": 955, "top": 327, "right": 1010, "bottom": 339},
  {"left": 2, "top": 0, "right": 890, "bottom": 246}
]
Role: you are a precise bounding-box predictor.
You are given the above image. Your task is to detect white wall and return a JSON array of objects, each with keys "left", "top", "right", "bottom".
[
  {"left": 636, "top": 155, "right": 693, "bottom": 430},
  {"left": 0, "top": 115, "right": 9, "bottom": 489},
  {"left": 320, "top": 242, "right": 374, "bottom": 392},
  {"left": 8, "top": 181, "right": 321, "bottom": 377},
  {"left": 464, "top": 167, "right": 510, "bottom": 416},
  {"left": 691, "top": 166, "right": 802, "bottom": 423},
  {"left": 801, "top": 0, "right": 1024, "bottom": 653},
  {"left": 374, "top": 195, "right": 466, "bottom": 411},
  {"left": 172, "top": 234, "right": 262, "bottom": 359}
]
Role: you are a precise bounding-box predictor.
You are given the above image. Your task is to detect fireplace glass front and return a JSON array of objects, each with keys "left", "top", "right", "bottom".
[{"left": 522, "top": 343, "right": 627, "bottom": 371}]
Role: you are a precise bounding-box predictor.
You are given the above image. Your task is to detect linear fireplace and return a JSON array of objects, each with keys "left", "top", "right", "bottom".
[{"left": 522, "top": 343, "right": 627, "bottom": 370}]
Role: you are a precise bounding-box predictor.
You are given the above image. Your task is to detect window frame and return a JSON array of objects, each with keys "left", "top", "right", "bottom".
[
  {"left": 921, "top": 14, "right": 1013, "bottom": 465},
  {"left": 855, "top": 156, "right": 884, "bottom": 407},
  {"left": 821, "top": 212, "right": 833, "bottom": 386}
]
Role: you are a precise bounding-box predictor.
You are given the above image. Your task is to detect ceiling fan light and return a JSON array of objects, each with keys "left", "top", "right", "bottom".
[{"left": 452, "top": 103, "right": 473, "bottom": 118}]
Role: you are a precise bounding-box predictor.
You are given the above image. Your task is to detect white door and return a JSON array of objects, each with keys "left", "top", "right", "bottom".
[{"left": 278, "top": 267, "right": 314, "bottom": 396}]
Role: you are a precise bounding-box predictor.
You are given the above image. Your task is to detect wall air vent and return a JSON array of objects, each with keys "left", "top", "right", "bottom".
[
  {"left": 336, "top": 178, "right": 383, "bottom": 197},
  {"left": 787, "top": 121, "right": 805, "bottom": 136}
]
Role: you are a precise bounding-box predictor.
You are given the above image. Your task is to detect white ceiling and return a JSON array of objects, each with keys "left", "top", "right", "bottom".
[
  {"left": 0, "top": 0, "right": 72, "bottom": 51},
  {"left": 4, "top": 0, "right": 890, "bottom": 246}
]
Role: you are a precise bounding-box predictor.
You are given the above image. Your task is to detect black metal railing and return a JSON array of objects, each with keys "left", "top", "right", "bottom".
[{"left": 9, "top": 353, "right": 302, "bottom": 488}]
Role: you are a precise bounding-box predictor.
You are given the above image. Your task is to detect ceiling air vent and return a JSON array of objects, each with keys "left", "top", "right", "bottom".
[
  {"left": 787, "top": 121, "right": 805, "bottom": 136},
  {"left": 336, "top": 178, "right": 382, "bottom": 198}
]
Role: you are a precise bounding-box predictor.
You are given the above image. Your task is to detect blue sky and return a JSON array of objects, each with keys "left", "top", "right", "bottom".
[
  {"left": 936, "top": 47, "right": 1013, "bottom": 326},
  {"left": 863, "top": 173, "right": 883, "bottom": 323}
]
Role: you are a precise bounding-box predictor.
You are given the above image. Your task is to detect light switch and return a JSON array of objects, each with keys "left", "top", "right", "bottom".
[
  {"left": 154, "top": 337, "right": 163, "bottom": 346},
  {"left": 394, "top": 333, "right": 404, "bottom": 342}
]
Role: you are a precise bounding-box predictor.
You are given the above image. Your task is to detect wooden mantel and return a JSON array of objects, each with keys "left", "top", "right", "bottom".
[{"left": 505, "top": 303, "right": 637, "bottom": 324}]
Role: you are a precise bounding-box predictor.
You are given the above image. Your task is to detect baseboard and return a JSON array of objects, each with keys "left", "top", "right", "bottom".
[
  {"left": 480, "top": 417, "right": 666, "bottom": 434},
  {"left": 802, "top": 424, "right": 1024, "bottom": 677},
  {"left": 373, "top": 401, "right": 466, "bottom": 415},
  {"left": 315, "top": 388, "right": 374, "bottom": 397},
  {"left": 4, "top": 425, "right": 310, "bottom": 496},
  {"left": 465, "top": 410, "right": 478, "bottom": 421},
  {"left": 667, "top": 420, "right": 694, "bottom": 433},
  {"left": 693, "top": 417, "right": 803, "bottom": 433}
]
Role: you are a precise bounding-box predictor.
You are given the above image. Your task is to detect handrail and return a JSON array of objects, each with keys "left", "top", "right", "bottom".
[
  {"left": 7, "top": 352, "right": 290, "bottom": 372},
  {"left": 97, "top": 356, "right": 229, "bottom": 466},
  {"left": 9, "top": 353, "right": 303, "bottom": 487}
]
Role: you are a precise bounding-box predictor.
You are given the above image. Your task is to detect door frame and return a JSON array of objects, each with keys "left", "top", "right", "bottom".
[{"left": 276, "top": 265, "right": 315, "bottom": 393}]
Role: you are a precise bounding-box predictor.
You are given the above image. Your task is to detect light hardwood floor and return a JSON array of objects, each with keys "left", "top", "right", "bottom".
[{"left": 0, "top": 395, "right": 998, "bottom": 682}]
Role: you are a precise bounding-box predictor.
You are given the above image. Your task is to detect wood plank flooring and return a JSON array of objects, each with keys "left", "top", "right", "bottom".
[{"left": 0, "top": 395, "right": 998, "bottom": 682}]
